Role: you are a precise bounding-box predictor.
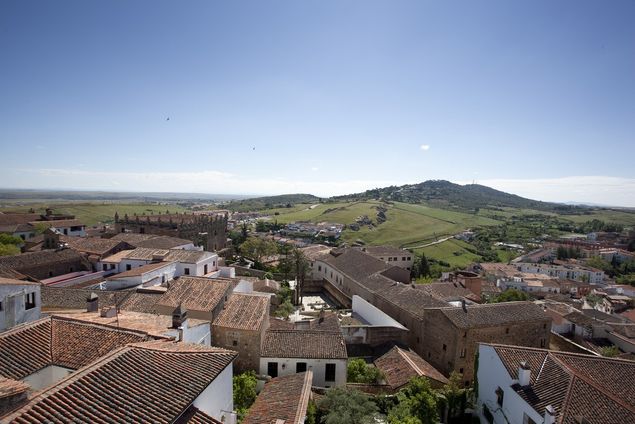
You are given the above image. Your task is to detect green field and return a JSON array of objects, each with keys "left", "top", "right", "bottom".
[
  {"left": 413, "top": 239, "right": 482, "bottom": 268},
  {"left": 1, "top": 203, "right": 189, "bottom": 227}
]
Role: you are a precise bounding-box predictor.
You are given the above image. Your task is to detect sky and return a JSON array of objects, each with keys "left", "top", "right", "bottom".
[{"left": 1, "top": 1, "right": 634, "bottom": 206}]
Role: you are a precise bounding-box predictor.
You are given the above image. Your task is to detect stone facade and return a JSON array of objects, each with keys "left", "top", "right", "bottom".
[
  {"left": 211, "top": 319, "right": 268, "bottom": 373},
  {"left": 114, "top": 212, "right": 228, "bottom": 252}
]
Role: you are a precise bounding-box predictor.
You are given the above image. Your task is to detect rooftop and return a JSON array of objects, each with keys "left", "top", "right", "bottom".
[
  {"left": 488, "top": 343, "right": 635, "bottom": 422},
  {"left": 261, "top": 330, "right": 347, "bottom": 359},
  {"left": 242, "top": 371, "right": 313, "bottom": 424},
  {"left": 5, "top": 341, "right": 236, "bottom": 423},
  {"left": 0, "top": 249, "right": 87, "bottom": 273},
  {"left": 362, "top": 245, "right": 411, "bottom": 258},
  {"left": 212, "top": 293, "right": 269, "bottom": 331},
  {"left": 435, "top": 302, "right": 548, "bottom": 329},
  {"left": 158, "top": 276, "right": 232, "bottom": 312},
  {"left": 374, "top": 346, "right": 449, "bottom": 389},
  {"left": 0, "top": 316, "right": 153, "bottom": 381}
]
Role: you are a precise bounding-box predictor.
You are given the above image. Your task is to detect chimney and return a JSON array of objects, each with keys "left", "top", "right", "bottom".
[
  {"left": 172, "top": 303, "right": 187, "bottom": 329},
  {"left": 0, "top": 379, "right": 30, "bottom": 416},
  {"left": 86, "top": 292, "right": 99, "bottom": 312},
  {"left": 100, "top": 307, "right": 117, "bottom": 318},
  {"left": 461, "top": 299, "right": 467, "bottom": 313},
  {"left": 544, "top": 405, "right": 556, "bottom": 424},
  {"left": 518, "top": 361, "right": 531, "bottom": 386}
]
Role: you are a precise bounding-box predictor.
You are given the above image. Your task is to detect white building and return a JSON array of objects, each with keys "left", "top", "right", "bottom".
[
  {"left": 360, "top": 246, "right": 414, "bottom": 271},
  {"left": 517, "top": 262, "right": 605, "bottom": 285},
  {"left": 99, "top": 247, "right": 219, "bottom": 277},
  {"left": 476, "top": 343, "right": 635, "bottom": 424},
  {"left": 260, "top": 329, "right": 347, "bottom": 388},
  {"left": 101, "top": 261, "right": 177, "bottom": 290},
  {"left": 0, "top": 277, "right": 41, "bottom": 331}
]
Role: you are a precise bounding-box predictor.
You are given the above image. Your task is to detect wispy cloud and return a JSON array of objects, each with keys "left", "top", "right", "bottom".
[
  {"left": 420, "top": 144, "right": 430, "bottom": 151},
  {"left": 311, "top": 167, "right": 319, "bottom": 172}
]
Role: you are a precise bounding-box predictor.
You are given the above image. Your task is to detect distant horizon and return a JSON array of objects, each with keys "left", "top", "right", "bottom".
[{"left": 2, "top": 176, "right": 635, "bottom": 208}]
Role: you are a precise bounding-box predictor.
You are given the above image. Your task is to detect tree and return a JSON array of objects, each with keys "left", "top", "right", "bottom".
[
  {"left": 240, "top": 237, "right": 278, "bottom": 265},
  {"left": 292, "top": 248, "right": 309, "bottom": 305},
  {"left": 0, "top": 243, "right": 20, "bottom": 257},
  {"left": 233, "top": 371, "right": 257, "bottom": 417},
  {"left": 317, "top": 387, "right": 379, "bottom": 424},
  {"left": 491, "top": 288, "right": 529, "bottom": 303},
  {"left": 274, "top": 299, "right": 295, "bottom": 319},
  {"left": 347, "top": 358, "right": 383, "bottom": 384},
  {"left": 439, "top": 372, "right": 467, "bottom": 422},
  {"left": 387, "top": 377, "right": 439, "bottom": 424}
]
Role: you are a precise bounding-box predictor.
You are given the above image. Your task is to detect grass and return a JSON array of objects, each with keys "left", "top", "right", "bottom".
[
  {"left": 413, "top": 239, "right": 482, "bottom": 268},
  {"left": 1, "top": 203, "right": 189, "bottom": 226},
  {"left": 561, "top": 209, "right": 635, "bottom": 227}
]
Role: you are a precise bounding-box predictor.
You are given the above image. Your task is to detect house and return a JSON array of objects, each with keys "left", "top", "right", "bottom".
[
  {"left": 260, "top": 329, "right": 347, "bottom": 388},
  {"left": 26, "top": 230, "right": 133, "bottom": 263},
  {"left": 421, "top": 302, "right": 551, "bottom": 384},
  {"left": 516, "top": 262, "right": 605, "bottom": 285},
  {"left": 242, "top": 371, "right": 313, "bottom": 424},
  {"left": 0, "top": 211, "right": 86, "bottom": 240},
  {"left": 155, "top": 276, "right": 234, "bottom": 321},
  {"left": 99, "top": 247, "right": 219, "bottom": 277},
  {"left": 103, "top": 261, "right": 177, "bottom": 290},
  {"left": 0, "top": 249, "right": 91, "bottom": 280},
  {"left": 476, "top": 343, "right": 635, "bottom": 424},
  {"left": 3, "top": 340, "right": 237, "bottom": 423},
  {"left": 0, "top": 277, "right": 41, "bottom": 331},
  {"left": 27, "top": 219, "right": 86, "bottom": 237},
  {"left": 211, "top": 293, "right": 270, "bottom": 372},
  {"left": 359, "top": 246, "right": 414, "bottom": 271},
  {"left": 374, "top": 346, "right": 449, "bottom": 391}
]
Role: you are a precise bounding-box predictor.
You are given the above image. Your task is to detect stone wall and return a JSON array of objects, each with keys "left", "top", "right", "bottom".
[{"left": 211, "top": 325, "right": 264, "bottom": 373}]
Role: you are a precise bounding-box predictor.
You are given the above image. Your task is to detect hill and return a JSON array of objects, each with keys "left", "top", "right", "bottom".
[
  {"left": 225, "top": 194, "right": 322, "bottom": 212},
  {"left": 331, "top": 180, "right": 581, "bottom": 213}
]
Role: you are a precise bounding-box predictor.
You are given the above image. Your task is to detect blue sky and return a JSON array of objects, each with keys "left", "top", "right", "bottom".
[{"left": 1, "top": 1, "right": 634, "bottom": 205}]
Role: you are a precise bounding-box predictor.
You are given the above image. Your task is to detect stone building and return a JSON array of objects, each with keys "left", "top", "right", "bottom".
[
  {"left": 0, "top": 249, "right": 91, "bottom": 280},
  {"left": 212, "top": 293, "right": 270, "bottom": 372},
  {"left": 113, "top": 211, "right": 228, "bottom": 252}
]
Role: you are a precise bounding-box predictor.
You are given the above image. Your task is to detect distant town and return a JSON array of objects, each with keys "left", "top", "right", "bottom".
[{"left": 1, "top": 187, "right": 634, "bottom": 423}]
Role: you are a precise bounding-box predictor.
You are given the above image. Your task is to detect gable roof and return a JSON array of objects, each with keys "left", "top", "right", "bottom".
[
  {"left": 0, "top": 249, "right": 87, "bottom": 273},
  {"left": 5, "top": 341, "right": 237, "bottom": 423},
  {"left": 158, "top": 277, "right": 232, "bottom": 312},
  {"left": 0, "top": 316, "right": 152, "bottom": 381},
  {"left": 212, "top": 293, "right": 268, "bottom": 331},
  {"left": 489, "top": 343, "right": 635, "bottom": 423},
  {"left": 242, "top": 371, "right": 313, "bottom": 424},
  {"left": 436, "top": 302, "right": 548, "bottom": 329},
  {"left": 374, "top": 346, "right": 449, "bottom": 389},
  {"left": 261, "top": 330, "right": 347, "bottom": 359}
]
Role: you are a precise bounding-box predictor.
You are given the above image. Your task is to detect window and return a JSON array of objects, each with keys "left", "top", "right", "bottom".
[
  {"left": 325, "top": 363, "right": 336, "bottom": 382},
  {"left": 402, "top": 257, "right": 406, "bottom": 261},
  {"left": 267, "top": 362, "right": 278, "bottom": 378},
  {"left": 296, "top": 362, "right": 307, "bottom": 373},
  {"left": 459, "top": 368, "right": 464, "bottom": 374},
  {"left": 523, "top": 413, "right": 537, "bottom": 424},
  {"left": 442, "top": 344, "right": 447, "bottom": 351},
  {"left": 318, "top": 265, "right": 322, "bottom": 272},
  {"left": 232, "top": 340, "right": 238, "bottom": 346},
  {"left": 0, "top": 301, "right": 3, "bottom": 311},
  {"left": 126, "top": 264, "right": 132, "bottom": 271},
  {"left": 505, "top": 327, "right": 509, "bottom": 334},
  {"left": 184, "top": 268, "right": 190, "bottom": 275},
  {"left": 63, "top": 229, "right": 68, "bottom": 235},
  {"left": 543, "top": 323, "right": 547, "bottom": 329},
  {"left": 460, "top": 348, "right": 466, "bottom": 358},
  {"left": 204, "top": 264, "right": 208, "bottom": 274},
  {"left": 495, "top": 387, "right": 504, "bottom": 407},
  {"left": 540, "top": 338, "right": 546, "bottom": 348},
  {"left": 25, "top": 292, "right": 36, "bottom": 310},
  {"left": 103, "top": 264, "right": 108, "bottom": 271}
]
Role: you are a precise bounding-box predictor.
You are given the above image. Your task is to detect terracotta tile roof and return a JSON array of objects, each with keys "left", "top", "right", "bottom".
[
  {"left": 0, "top": 377, "right": 30, "bottom": 399},
  {"left": 0, "top": 316, "right": 153, "bottom": 381},
  {"left": 0, "top": 249, "right": 88, "bottom": 273},
  {"left": 0, "top": 266, "right": 28, "bottom": 280},
  {"left": 374, "top": 346, "right": 449, "bottom": 389},
  {"left": 213, "top": 293, "right": 268, "bottom": 331},
  {"left": 41, "top": 286, "right": 125, "bottom": 310},
  {"left": 437, "top": 302, "right": 549, "bottom": 329},
  {"left": 362, "top": 246, "right": 411, "bottom": 258},
  {"left": 107, "top": 261, "right": 175, "bottom": 279},
  {"left": 6, "top": 341, "right": 237, "bottom": 423},
  {"left": 158, "top": 277, "right": 232, "bottom": 313},
  {"left": 118, "top": 290, "right": 164, "bottom": 314},
  {"left": 320, "top": 248, "right": 393, "bottom": 281},
  {"left": 0, "top": 318, "right": 52, "bottom": 380},
  {"left": 60, "top": 236, "right": 129, "bottom": 256},
  {"left": 28, "top": 218, "right": 84, "bottom": 228},
  {"left": 269, "top": 318, "right": 295, "bottom": 330},
  {"left": 490, "top": 344, "right": 635, "bottom": 423},
  {"left": 0, "top": 277, "right": 39, "bottom": 286},
  {"left": 308, "top": 311, "right": 341, "bottom": 331},
  {"left": 261, "top": 330, "right": 347, "bottom": 359},
  {"left": 417, "top": 282, "right": 476, "bottom": 302},
  {"left": 0, "top": 213, "right": 41, "bottom": 226},
  {"left": 243, "top": 371, "right": 313, "bottom": 424}
]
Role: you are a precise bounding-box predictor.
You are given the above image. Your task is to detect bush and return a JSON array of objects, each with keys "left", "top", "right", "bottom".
[{"left": 347, "top": 358, "right": 383, "bottom": 384}]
